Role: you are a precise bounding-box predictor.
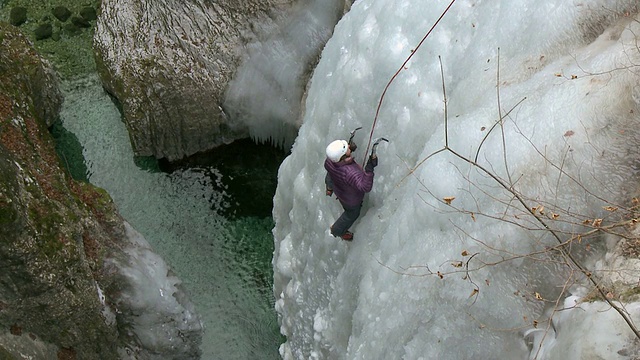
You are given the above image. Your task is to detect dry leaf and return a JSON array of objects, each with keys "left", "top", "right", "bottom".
[
  {"left": 470, "top": 212, "right": 476, "bottom": 222},
  {"left": 461, "top": 250, "right": 469, "bottom": 256},
  {"left": 592, "top": 219, "right": 603, "bottom": 227},
  {"left": 437, "top": 271, "right": 444, "bottom": 279},
  {"left": 538, "top": 206, "right": 544, "bottom": 215},
  {"left": 533, "top": 320, "right": 539, "bottom": 328},
  {"left": 603, "top": 206, "right": 618, "bottom": 212},
  {"left": 469, "top": 288, "right": 479, "bottom": 298},
  {"left": 554, "top": 73, "right": 562, "bottom": 77},
  {"left": 452, "top": 261, "right": 463, "bottom": 268},
  {"left": 480, "top": 126, "right": 486, "bottom": 131},
  {"left": 443, "top": 196, "right": 455, "bottom": 205},
  {"left": 535, "top": 292, "right": 543, "bottom": 300},
  {"left": 583, "top": 219, "right": 591, "bottom": 225},
  {"left": 606, "top": 292, "right": 614, "bottom": 299},
  {"left": 552, "top": 213, "right": 560, "bottom": 219},
  {"left": 571, "top": 75, "right": 578, "bottom": 79},
  {"left": 564, "top": 130, "right": 575, "bottom": 137}
]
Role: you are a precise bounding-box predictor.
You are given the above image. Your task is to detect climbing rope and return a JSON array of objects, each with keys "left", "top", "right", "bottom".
[{"left": 362, "top": 0, "right": 459, "bottom": 165}]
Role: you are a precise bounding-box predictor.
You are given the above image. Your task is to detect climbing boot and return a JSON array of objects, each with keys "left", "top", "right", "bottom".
[{"left": 340, "top": 231, "right": 354, "bottom": 241}]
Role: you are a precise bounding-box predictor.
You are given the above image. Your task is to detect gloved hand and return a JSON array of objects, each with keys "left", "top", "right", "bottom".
[
  {"left": 349, "top": 141, "right": 357, "bottom": 152},
  {"left": 365, "top": 155, "right": 378, "bottom": 173}
]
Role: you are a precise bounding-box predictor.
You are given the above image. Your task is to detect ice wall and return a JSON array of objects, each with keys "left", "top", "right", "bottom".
[
  {"left": 109, "top": 222, "right": 202, "bottom": 359},
  {"left": 273, "top": 0, "right": 640, "bottom": 359}
]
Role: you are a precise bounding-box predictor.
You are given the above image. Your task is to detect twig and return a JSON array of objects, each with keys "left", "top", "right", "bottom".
[{"left": 362, "top": 0, "right": 459, "bottom": 165}]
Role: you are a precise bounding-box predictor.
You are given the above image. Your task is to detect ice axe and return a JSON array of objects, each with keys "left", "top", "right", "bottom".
[
  {"left": 371, "top": 137, "right": 389, "bottom": 157},
  {"left": 348, "top": 127, "right": 362, "bottom": 151}
]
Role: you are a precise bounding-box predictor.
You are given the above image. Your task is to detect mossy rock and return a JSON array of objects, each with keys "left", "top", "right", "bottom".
[
  {"left": 0, "top": 1, "right": 98, "bottom": 78},
  {"left": 34, "top": 23, "right": 52, "bottom": 41},
  {"left": 9, "top": 6, "right": 27, "bottom": 26},
  {"left": 52, "top": 6, "right": 72, "bottom": 22},
  {"left": 0, "top": 196, "right": 18, "bottom": 226},
  {"left": 70, "top": 16, "right": 90, "bottom": 29},
  {"left": 62, "top": 22, "right": 83, "bottom": 36},
  {"left": 79, "top": 6, "right": 97, "bottom": 22}
]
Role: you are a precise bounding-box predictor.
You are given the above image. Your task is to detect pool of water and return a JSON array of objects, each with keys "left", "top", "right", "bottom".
[{"left": 55, "top": 75, "right": 285, "bottom": 359}]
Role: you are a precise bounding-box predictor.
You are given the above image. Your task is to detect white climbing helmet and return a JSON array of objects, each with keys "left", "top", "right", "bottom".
[{"left": 326, "top": 140, "right": 349, "bottom": 162}]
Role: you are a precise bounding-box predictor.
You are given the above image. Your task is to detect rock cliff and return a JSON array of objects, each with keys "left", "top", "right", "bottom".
[
  {"left": 0, "top": 23, "right": 201, "bottom": 359},
  {"left": 93, "top": 0, "right": 346, "bottom": 160},
  {"left": 0, "top": 23, "right": 120, "bottom": 359},
  {"left": 93, "top": 0, "right": 290, "bottom": 160}
]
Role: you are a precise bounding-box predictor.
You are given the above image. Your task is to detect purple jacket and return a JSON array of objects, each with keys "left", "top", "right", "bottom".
[{"left": 324, "top": 157, "right": 374, "bottom": 207}]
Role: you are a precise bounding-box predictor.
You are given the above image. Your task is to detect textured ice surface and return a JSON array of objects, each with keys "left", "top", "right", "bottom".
[{"left": 273, "top": 1, "right": 640, "bottom": 359}]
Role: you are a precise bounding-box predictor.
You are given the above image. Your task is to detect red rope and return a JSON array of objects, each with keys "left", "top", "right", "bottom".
[{"left": 362, "top": 0, "right": 458, "bottom": 164}]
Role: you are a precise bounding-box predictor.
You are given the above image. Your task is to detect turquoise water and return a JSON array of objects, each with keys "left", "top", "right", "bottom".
[{"left": 57, "top": 75, "right": 284, "bottom": 359}]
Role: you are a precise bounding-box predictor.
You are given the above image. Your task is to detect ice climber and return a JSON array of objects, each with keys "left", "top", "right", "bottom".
[{"left": 324, "top": 139, "right": 378, "bottom": 241}]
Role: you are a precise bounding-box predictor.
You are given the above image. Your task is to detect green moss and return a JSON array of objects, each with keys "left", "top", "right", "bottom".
[
  {"left": 0, "top": 152, "right": 17, "bottom": 226},
  {"left": 8, "top": 6, "right": 27, "bottom": 26},
  {"left": 79, "top": 7, "right": 96, "bottom": 21},
  {"left": 0, "top": 0, "right": 100, "bottom": 79},
  {"left": 0, "top": 199, "right": 17, "bottom": 225},
  {"left": 34, "top": 22, "right": 53, "bottom": 40},
  {"left": 70, "top": 181, "right": 115, "bottom": 221},
  {"left": 88, "top": 186, "right": 112, "bottom": 210},
  {"left": 27, "top": 204, "right": 68, "bottom": 257},
  {"left": 52, "top": 6, "right": 71, "bottom": 22}
]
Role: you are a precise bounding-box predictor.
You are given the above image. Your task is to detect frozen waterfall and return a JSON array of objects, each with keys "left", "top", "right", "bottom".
[
  {"left": 273, "top": 0, "right": 640, "bottom": 359},
  {"left": 223, "top": 0, "right": 345, "bottom": 149}
]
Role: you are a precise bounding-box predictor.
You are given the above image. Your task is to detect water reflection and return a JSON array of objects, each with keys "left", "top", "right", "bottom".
[{"left": 159, "top": 139, "right": 287, "bottom": 219}]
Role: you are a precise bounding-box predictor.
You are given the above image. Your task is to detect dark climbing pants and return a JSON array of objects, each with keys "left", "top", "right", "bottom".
[{"left": 331, "top": 201, "right": 362, "bottom": 237}]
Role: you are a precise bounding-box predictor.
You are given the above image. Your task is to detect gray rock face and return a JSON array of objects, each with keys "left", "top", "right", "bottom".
[
  {"left": 93, "top": 0, "right": 294, "bottom": 160},
  {"left": 94, "top": 0, "right": 348, "bottom": 160}
]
